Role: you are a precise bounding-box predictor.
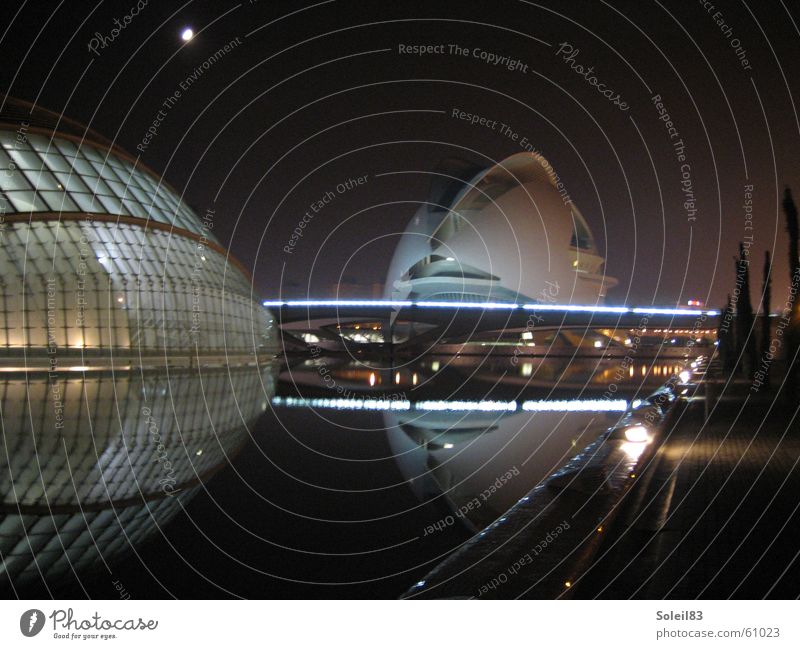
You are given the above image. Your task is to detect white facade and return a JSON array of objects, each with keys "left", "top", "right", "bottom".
[{"left": 385, "top": 152, "right": 616, "bottom": 304}]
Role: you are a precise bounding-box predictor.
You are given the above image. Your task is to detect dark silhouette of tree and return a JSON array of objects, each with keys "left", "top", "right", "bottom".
[
  {"left": 782, "top": 188, "right": 799, "bottom": 398},
  {"left": 760, "top": 250, "right": 772, "bottom": 387},
  {"left": 784, "top": 188, "right": 799, "bottom": 280},
  {"left": 717, "top": 294, "right": 735, "bottom": 374},
  {"left": 735, "top": 242, "right": 757, "bottom": 377}
]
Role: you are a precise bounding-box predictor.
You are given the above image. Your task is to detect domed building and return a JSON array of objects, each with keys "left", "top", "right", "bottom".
[
  {"left": 385, "top": 152, "right": 617, "bottom": 305},
  {"left": 0, "top": 96, "right": 274, "bottom": 356},
  {"left": 0, "top": 96, "right": 277, "bottom": 592}
]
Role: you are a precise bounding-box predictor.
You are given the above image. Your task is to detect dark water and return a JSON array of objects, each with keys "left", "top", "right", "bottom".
[{"left": 3, "top": 353, "right": 693, "bottom": 599}]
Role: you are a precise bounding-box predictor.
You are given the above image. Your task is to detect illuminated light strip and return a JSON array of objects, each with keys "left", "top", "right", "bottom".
[
  {"left": 632, "top": 307, "right": 719, "bottom": 316},
  {"left": 262, "top": 300, "right": 412, "bottom": 308},
  {"left": 0, "top": 365, "right": 133, "bottom": 373},
  {"left": 262, "top": 299, "right": 719, "bottom": 316},
  {"left": 271, "top": 396, "right": 411, "bottom": 411},
  {"left": 271, "top": 396, "right": 629, "bottom": 413},
  {"left": 415, "top": 400, "right": 518, "bottom": 411},
  {"left": 522, "top": 304, "right": 629, "bottom": 313},
  {"left": 522, "top": 399, "right": 627, "bottom": 412},
  {"left": 413, "top": 301, "right": 519, "bottom": 309}
]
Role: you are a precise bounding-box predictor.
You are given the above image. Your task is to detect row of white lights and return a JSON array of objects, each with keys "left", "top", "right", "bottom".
[
  {"left": 262, "top": 299, "right": 718, "bottom": 317},
  {"left": 271, "top": 396, "right": 629, "bottom": 412}
]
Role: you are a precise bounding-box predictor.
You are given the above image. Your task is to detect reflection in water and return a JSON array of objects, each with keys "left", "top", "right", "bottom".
[
  {"left": 275, "top": 355, "right": 695, "bottom": 533},
  {"left": 281, "top": 353, "right": 702, "bottom": 396},
  {"left": 272, "top": 395, "right": 628, "bottom": 412},
  {"left": 1, "top": 345, "right": 700, "bottom": 594},
  {"left": 0, "top": 364, "right": 275, "bottom": 592},
  {"left": 384, "top": 406, "right": 620, "bottom": 530}
]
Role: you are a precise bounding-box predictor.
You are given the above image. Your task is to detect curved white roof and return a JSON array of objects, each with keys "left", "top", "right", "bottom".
[{"left": 386, "top": 152, "right": 616, "bottom": 304}]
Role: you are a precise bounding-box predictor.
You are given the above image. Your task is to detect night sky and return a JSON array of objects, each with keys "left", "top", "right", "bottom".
[{"left": 3, "top": 0, "right": 799, "bottom": 309}]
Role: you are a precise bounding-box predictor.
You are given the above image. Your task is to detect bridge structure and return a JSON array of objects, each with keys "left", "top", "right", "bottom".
[{"left": 262, "top": 299, "right": 720, "bottom": 354}]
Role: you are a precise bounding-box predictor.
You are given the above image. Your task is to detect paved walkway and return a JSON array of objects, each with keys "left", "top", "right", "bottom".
[{"left": 577, "top": 381, "right": 800, "bottom": 599}]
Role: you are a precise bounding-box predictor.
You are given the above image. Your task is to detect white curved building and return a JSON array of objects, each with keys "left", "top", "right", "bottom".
[
  {"left": 385, "top": 152, "right": 616, "bottom": 304},
  {"left": 0, "top": 96, "right": 277, "bottom": 591},
  {"left": 0, "top": 96, "right": 276, "bottom": 358}
]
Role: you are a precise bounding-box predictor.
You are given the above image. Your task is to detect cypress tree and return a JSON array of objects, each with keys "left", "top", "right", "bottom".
[
  {"left": 784, "top": 188, "right": 799, "bottom": 280},
  {"left": 761, "top": 250, "right": 772, "bottom": 386},
  {"left": 782, "top": 187, "right": 799, "bottom": 398},
  {"left": 718, "top": 294, "right": 735, "bottom": 374},
  {"left": 735, "top": 242, "right": 757, "bottom": 376}
]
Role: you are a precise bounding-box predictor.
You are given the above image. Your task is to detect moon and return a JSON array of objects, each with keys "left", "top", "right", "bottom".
[{"left": 181, "top": 27, "right": 194, "bottom": 42}]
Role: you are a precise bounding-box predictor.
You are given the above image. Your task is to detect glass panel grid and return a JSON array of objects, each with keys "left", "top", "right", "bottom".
[
  {"left": 0, "top": 132, "right": 217, "bottom": 242},
  {"left": 0, "top": 221, "right": 271, "bottom": 353}
]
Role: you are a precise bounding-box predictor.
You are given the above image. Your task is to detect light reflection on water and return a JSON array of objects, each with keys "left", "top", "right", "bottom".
[
  {"left": 1, "top": 352, "right": 698, "bottom": 596},
  {"left": 273, "top": 355, "right": 686, "bottom": 531},
  {"left": 0, "top": 363, "right": 276, "bottom": 593}
]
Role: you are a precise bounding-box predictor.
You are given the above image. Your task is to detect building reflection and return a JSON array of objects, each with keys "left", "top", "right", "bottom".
[
  {"left": 384, "top": 403, "right": 622, "bottom": 531},
  {"left": 273, "top": 355, "right": 676, "bottom": 532},
  {"left": 272, "top": 390, "right": 624, "bottom": 531},
  {"left": 0, "top": 363, "right": 275, "bottom": 591},
  {"left": 279, "top": 353, "right": 697, "bottom": 396}
]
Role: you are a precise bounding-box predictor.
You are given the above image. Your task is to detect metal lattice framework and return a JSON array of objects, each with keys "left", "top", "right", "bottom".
[{"left": 0, "top": 102, "right": 277, "bottom": 592}]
